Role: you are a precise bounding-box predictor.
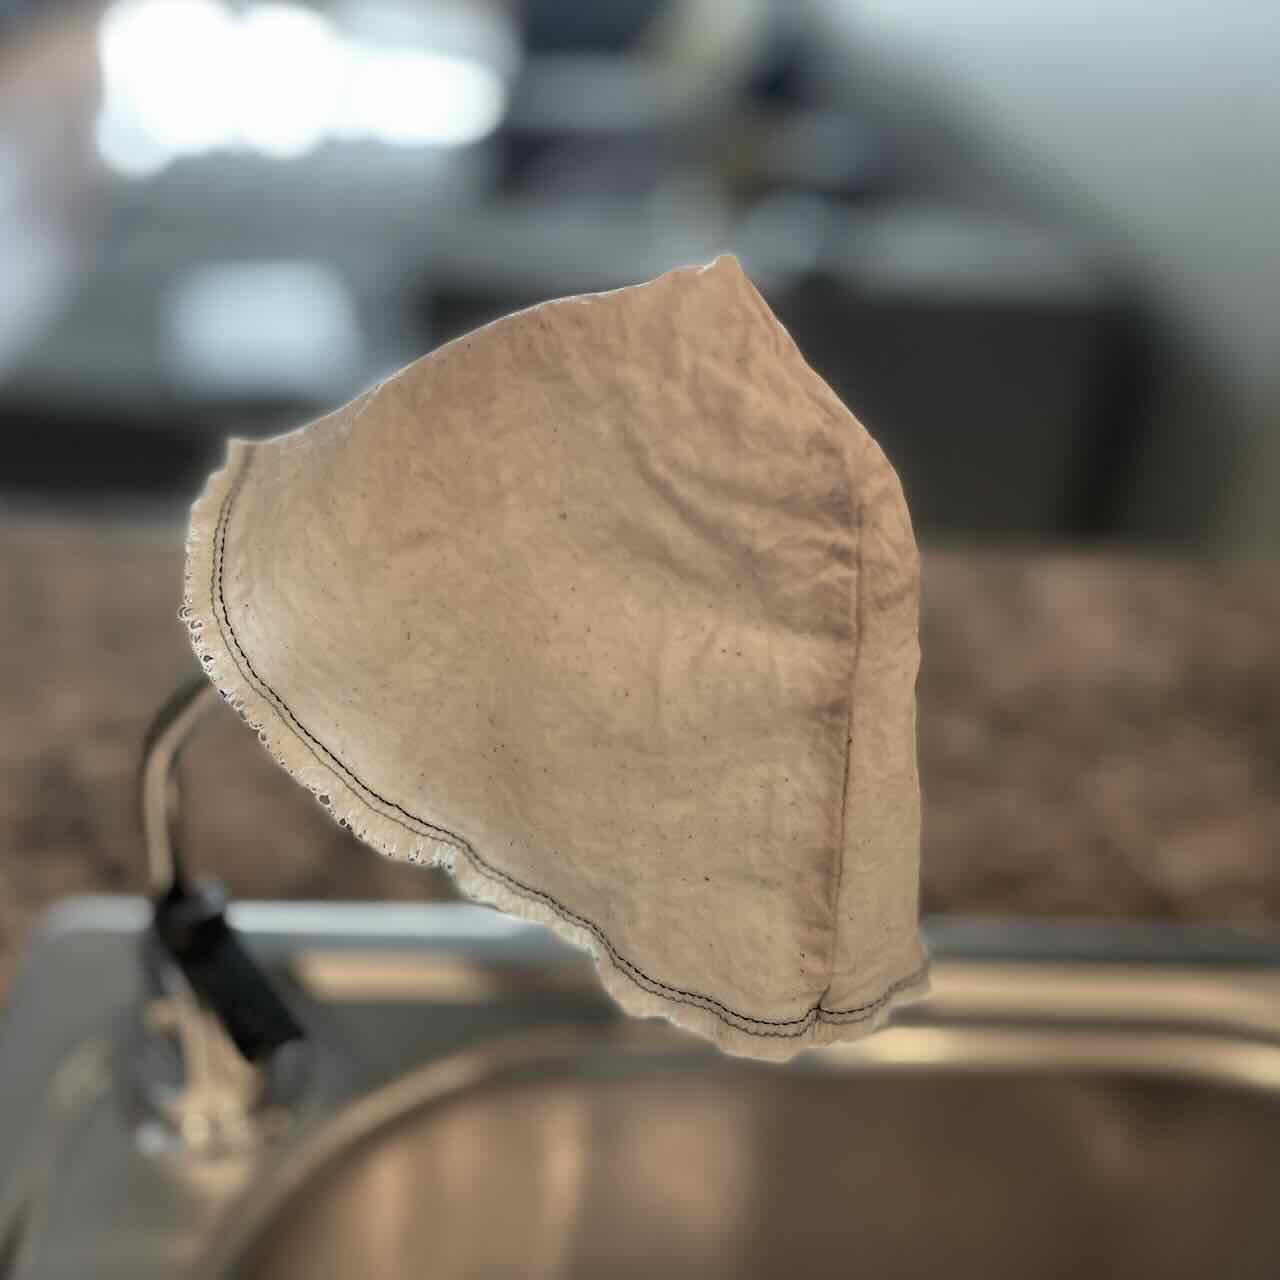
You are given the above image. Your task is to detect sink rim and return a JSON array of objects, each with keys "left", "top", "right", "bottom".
[{"left": 10, "top": 902, "right": 1280, "bottom": 1280}]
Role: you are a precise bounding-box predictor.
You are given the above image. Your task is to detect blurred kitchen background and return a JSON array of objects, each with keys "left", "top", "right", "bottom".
[{"left": 1, "top": 0, "right": 1279, "bottom": 983}]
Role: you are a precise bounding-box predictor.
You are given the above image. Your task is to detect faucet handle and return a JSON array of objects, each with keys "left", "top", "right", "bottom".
[{"left": 152, "top": 881, "right": 304, "bottom": 1063}]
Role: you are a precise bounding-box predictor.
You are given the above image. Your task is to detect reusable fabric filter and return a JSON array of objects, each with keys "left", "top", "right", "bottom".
[{"left": 183, "top": 256, "right": 928, "bottom": 1060}]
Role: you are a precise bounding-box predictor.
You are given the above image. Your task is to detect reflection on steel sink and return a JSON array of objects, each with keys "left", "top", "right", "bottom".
[
  {"left": 227, "top": 1026, "right": 1280, "bottom": 1280},
  {"left": 5, "top": 900, "right": 1280, "bottom": 1279}
]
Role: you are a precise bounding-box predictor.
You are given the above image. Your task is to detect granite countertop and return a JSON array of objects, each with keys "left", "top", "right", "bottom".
[{"left": 3, "top": 510, "right": 1279, "bottom": 993}]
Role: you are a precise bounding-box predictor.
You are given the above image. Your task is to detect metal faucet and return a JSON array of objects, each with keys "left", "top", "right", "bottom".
[{"left": 134, "top": 678, "right": 305, "bottom": 1154}]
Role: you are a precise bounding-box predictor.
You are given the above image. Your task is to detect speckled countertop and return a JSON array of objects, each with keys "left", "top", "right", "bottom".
[{"left": 3, "top": 510, "right": 1279, "bottom": 993}]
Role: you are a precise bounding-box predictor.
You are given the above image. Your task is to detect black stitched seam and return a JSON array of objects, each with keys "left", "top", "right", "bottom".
[{"left": 209, "top": 447, "right": 925, "bottom": 1037}]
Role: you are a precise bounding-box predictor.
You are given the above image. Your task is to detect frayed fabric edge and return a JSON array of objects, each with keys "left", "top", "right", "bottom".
[{"left": 182, "top": 438, "right": 930, "bottom": 1063}]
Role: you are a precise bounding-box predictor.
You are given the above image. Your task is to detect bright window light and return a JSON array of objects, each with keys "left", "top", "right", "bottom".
[
  {"left": 98, "top": 0, "right": 237, "bottom": 155},
  {"left": 95, "top": 0, "right": 509, "bottom": 177},
  {"left": 233, "top": 4, "right": 343, "bottom": 158},
  {"left": 338, "top": 47, "right": 507, "bottom": 148}
]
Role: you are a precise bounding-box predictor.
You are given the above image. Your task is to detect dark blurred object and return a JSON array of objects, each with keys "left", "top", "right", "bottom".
[
  {"left": 0, "top": 403, "right": 278, "bottom": 501},
  {"left": 150, "top": 880, "right": 303, "bottom": 1061},
  {"left": 778, "top": 276, "right": 1154, "bottom": 541},
  {"left": 522, "top": 0, "right": 661, "bottom": 54}
]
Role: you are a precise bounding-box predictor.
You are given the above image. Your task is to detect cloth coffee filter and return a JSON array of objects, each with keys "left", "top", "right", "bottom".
[{"left": 183, "top": 255, "right": 929, "bottom": 1061}]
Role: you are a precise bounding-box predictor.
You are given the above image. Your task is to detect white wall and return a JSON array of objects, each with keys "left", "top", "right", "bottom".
[{"left": 814, "top": 0, "right": 1280, "bottom": 554}]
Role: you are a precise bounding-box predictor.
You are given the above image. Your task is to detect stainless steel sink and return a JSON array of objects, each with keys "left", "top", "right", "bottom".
[
  {"left": 227, "top": 1025, "right": 1280, "bottom": 1280},
  {"left": 5, "top": 899, "right": 1280, "bottom": 1279}
]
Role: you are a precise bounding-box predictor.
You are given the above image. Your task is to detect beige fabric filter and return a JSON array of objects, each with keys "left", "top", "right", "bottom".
[{"left": 183, "top": 255, "right": 929, "bottom": 1061}]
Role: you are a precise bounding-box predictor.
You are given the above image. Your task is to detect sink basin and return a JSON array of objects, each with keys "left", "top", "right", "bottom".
[
  {"left": 5, "top": 900, "right": 1280, "bottom": 1280},
  {"left": 226, "top": 1023, "right": 1280, "bottom": 1280}
]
